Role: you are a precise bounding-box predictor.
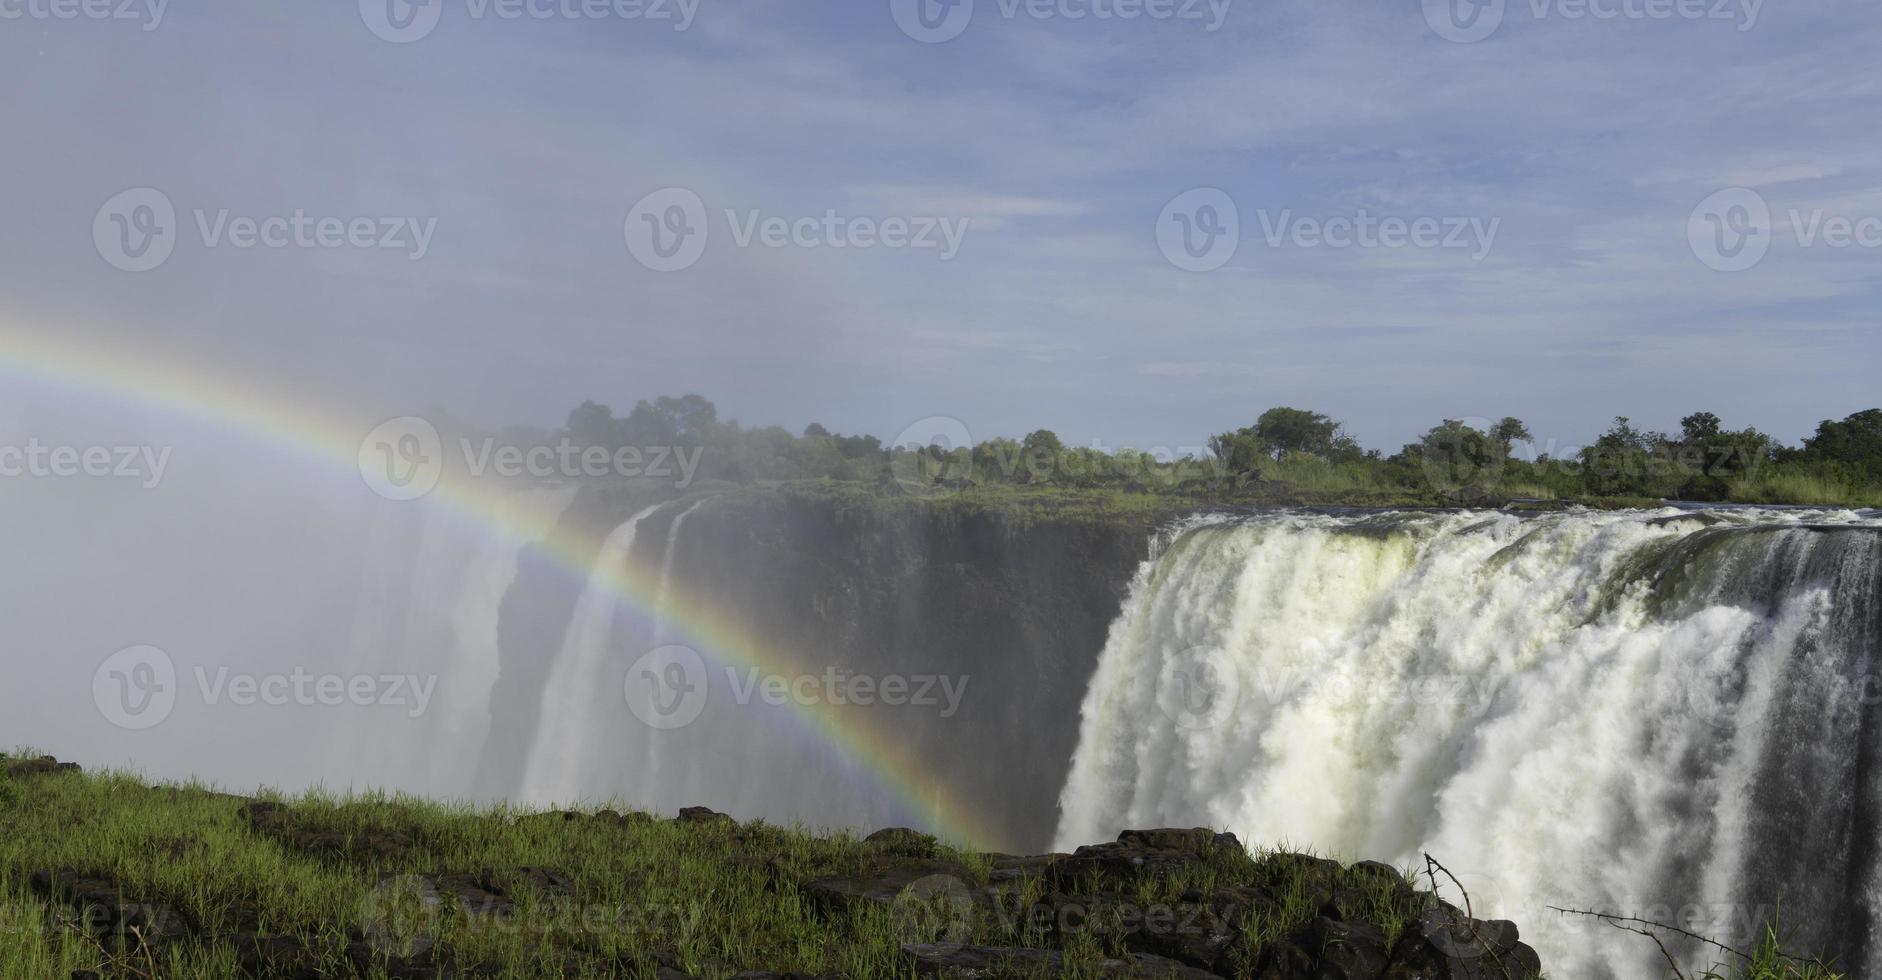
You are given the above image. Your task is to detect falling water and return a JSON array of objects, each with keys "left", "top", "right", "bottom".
[
  {"left": 1057, "top": 508, "right": 1882, "bottom": 978},
  {"left": 335, "top": 486, "right": 576, "bottom": 795},
  {"left": 518, "top": 503, "right": 661, "bottom": 805}
]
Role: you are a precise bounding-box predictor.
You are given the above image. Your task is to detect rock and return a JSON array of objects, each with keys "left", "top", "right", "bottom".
[
  {"left": 1309, "top": 917, "right": 1394, "bottom": 979},
  {"left": 1057, "top": 828, "right": 1245, "bottom": 883},
  {"left": 865, "top": 827, "right": 941, "bottom": 857},
  {"left": 230, "top": 933, "right": 357, "bottom": 980},
  {"left": 1254, "top": 917, "right": 1393, "bottom": 980},
  {"left": 803, "top": 858, "right": 976, "bottom": 920},
  {"left": 902, "top": 943, "right": 1224, "bottom": 979},
  {"left": 518, "top": 807, "right": 647, "bottom": 829},
  {"left": 1126, "top": 900, "right": 1242, "bottom": 974},
  {"left": 676, "top": 806, "right": 735, "bottom": 825},
  {"left": 989, "top": 890, "right": 1240, "bottom": 974},
  {"left": 507, "top": 866, "right": 578, "bottom": 899},
  {"left": 985, "top": 852, "right": 1061, "bottom": 884},
  {"left": 1, "top": 755, "right": 79, "bottom": 778},
  {"left": 1383, "top": 908, "right": 1543, "bottom": 979},
  {"left": 28, "top": 870, "right": 190, "bottom": 949},
  {"left": 1348, "top": 861, "right": 1406, "bottom": 886},
  {"left": 432, "top": 873, "right": 516, "bottom": 919},
  {"left": 238, "top": 801, "right": 413, "bottom": 864}
]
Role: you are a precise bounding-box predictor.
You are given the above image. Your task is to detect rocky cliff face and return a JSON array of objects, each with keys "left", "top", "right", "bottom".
[{"left": 479, "top": 485, "right": 1159, "bottom": 853}]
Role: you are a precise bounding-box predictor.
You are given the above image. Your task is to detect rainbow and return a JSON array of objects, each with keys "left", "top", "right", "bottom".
[{"left": 0, "top": 321, "right": 998, "bottom": 849}]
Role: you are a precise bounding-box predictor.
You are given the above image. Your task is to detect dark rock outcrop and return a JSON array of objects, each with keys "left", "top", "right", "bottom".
[{"left": 902, "top": 942, "right": 1223, "bottom": 979}]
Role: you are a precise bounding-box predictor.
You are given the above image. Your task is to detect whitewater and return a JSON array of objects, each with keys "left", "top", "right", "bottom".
[{"left": 1056, "top": 507, "right": 1882, "bottom": 977}]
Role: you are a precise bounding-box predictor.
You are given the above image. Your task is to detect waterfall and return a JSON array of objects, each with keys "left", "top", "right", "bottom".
[
  {"left": 331, "top": 488, "right": 578, "bottom": 796},
  {"left": 518, "top": 503, "right": 661, "bottom": 805},
  {"left": 425, "top": 486, "right": 578, "bottom": 795},
  {"left": 1056, "top": 508, "right": 1882, "bottom": 979},
  {"left": 650, "top": 498, "right": 709, "bottom": 644}
]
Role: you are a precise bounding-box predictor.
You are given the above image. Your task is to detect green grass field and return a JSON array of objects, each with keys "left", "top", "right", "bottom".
[{"left": 0, "top": 757, "right": 1841, "bottom": 980}]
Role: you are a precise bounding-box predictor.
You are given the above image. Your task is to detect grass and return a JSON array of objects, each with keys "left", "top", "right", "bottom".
[
  {"left": 1, "top": 763, "right": 973, "bottom": 979},
  {"left": 1, "top": 761, "right": 1849, "bottom": 980},
  {"left": 0, "top": 761, "right": 1481, "bottom": 979},
  {"left": 1727, "top": 472, "right": 1882, "bottom": 508}
]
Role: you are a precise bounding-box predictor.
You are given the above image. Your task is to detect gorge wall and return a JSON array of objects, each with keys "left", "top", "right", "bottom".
[{"left": 475, "top": 485, "right": 1156, "bottom": 853}]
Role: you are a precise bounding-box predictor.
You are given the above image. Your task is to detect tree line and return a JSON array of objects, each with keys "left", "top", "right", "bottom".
[{"left": 526, "top": 397, "right": 1882, "bottom": 505}]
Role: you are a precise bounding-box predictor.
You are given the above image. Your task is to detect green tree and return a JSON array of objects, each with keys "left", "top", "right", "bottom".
[
  {"left": 1798, "top": 409, "right": 1882, "bottom": 480},
  {"left": 1490, "top": 417, "right": 1532, "bottom": 455},
  {"left": 1019, "top": 429, "right": 1065, "bottom": 483}
]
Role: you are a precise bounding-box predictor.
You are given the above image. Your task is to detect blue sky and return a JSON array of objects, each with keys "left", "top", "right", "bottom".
[{"left": 3, "top": 0, "right": 1879, "bottom": 454}]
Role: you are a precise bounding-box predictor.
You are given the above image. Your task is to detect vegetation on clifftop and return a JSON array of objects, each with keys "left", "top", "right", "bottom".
[{"left": 443, "top": 397, "right": 1882, "bottom": 510}]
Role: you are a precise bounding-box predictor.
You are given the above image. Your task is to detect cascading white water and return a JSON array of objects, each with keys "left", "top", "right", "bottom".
[
  {"left": 427, "top": 486, "right": 578, "bottom": 794},
  {"left": 649, "top": 499, "right": 708, "bottom": 644},
  {"left": 519, "top": 503, "right": 661, "bottom": 805},
  {"left": 337, "top": 487, "right": 577, "bottom": 796},
  {"left": 1057, "top": 508, "right": 1882, "bottom": 979}
]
